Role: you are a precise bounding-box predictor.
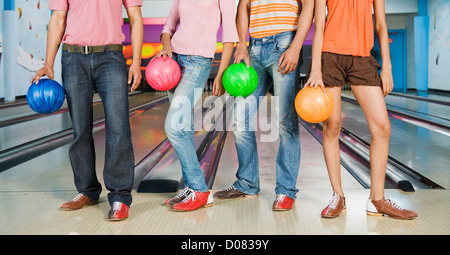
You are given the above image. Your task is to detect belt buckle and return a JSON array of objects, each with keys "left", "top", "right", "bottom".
[{"left": 81, "top": 45, "right": 93, "bottom": 55}]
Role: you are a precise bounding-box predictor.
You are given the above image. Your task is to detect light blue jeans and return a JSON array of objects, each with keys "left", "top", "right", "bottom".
[
  {"left": 164, "top": 53, "right": 212, "bottom": 192},
  {"left": 233, "top": 31, "right": 302, "bottom": 199}
]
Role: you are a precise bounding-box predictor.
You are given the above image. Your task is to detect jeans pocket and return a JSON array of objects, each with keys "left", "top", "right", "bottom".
[
  {"left": 275, "top": 41, "right": 291, "bottom": 53},
  {"left": 274, "top": 33, "right": 294, "bottom": 53},
  {"left": 182, "top": 55, "right": 211, "bottom": 84},
  {"left": 61, "top": 51, "right": 73, "bottom": 68},
  {"left": 109, "top": 50, "right": 126, "bottom": 64}
]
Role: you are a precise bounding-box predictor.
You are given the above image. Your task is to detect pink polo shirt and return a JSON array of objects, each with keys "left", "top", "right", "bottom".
[
  {"left": 161, "top": 0, "right": 239, "bottom": 59},
  {"left": 49, "top": 0, "right": 142, "bottom": 46}
]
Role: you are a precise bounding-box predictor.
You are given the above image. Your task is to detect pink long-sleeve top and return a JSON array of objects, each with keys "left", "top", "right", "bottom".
[{"left": 161, "top": 0, "right": 239, "bottom": 59}]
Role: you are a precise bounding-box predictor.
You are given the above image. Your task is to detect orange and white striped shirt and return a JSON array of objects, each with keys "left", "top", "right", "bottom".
[{"left": 249, "top": 0, "right": 301, "bottom": 38}]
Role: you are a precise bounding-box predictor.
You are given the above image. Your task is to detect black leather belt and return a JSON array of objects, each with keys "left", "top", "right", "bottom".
[{"left": 62, "top": 44, "right": 123, "bottom": 54}]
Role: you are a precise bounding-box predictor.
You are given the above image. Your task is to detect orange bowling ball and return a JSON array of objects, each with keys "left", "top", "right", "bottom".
[{"left": 295, "top": 86, "right": 334, "bottom": 123}]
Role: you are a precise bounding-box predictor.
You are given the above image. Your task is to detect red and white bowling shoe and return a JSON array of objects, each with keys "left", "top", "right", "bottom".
[
  {"left": 108, "top": 202, "right": 129, "bottom": 221},
  {"left": 272, "top": 194, "right": 295, "bottom": 211},
  {"left": 165, "top": 186, "right": 192, "bottom": 207},
  {"left": 321, "top": 194, "right": 346, "bottom": 218},
  {"left": 172, "top": 189, "right": 213, "bottom": 212}
]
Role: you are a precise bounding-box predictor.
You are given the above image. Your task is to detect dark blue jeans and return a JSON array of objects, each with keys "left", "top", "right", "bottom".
[{"left": 62, "top": 47, "right": 134, "bottom": 207}]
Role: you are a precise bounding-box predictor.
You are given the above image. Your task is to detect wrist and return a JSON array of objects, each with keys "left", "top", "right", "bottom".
[
  {"left": 310, "top": 66, "right": 321, "bottom": 74},
  {"left": 382, "top": 64, "right": 392, "bottom": 70},
  {"left": 130, "top": 60, "right": 141, "bottom": 68},
  {"left": 288, "top": 44, "right": 302, "bottom": 52},
  {"left": 236, "top": 41, "right": 247, "bottom": 49},
  {"left": 43, "top": 61, "right": 54, "bottom": 69}
]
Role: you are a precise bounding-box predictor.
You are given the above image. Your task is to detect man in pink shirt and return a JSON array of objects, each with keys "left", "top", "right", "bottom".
[{"left": 31, "top": 0, "right": 143, "bottom": 221}]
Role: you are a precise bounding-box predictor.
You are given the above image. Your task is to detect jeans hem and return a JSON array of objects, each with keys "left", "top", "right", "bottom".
[{"left": 233, "top": 181, "right": 260, "bottom": 196}]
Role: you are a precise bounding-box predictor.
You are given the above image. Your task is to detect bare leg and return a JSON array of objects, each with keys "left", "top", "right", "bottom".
[
  {"left": 350, "top": 85, "right": 391, "bottom": 201},
  {"left": 322, "top": 87, "right": 344, "bottom": 197}
]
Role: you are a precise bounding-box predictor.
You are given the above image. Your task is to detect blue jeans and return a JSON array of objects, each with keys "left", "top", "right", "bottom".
[
  {"left": 233, "top": 31, "right": 302, "bottom": 199},
  {"left": 62, "top": 47, "right": 134, "bottom": 207},
  {"left": 164, "top": 53, "right": 212, "bottom": 192}
]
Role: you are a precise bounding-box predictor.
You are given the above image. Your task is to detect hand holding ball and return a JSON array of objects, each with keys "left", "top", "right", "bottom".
[
  {"left": 26, "top": 79, "right": 65, "bottom": 114},
  {"left": 295, "top": 86, "right": 334, "bottom": 123},
  {"left": 145, "top": 57, "right": 181, "bottom": 91},
  {"left": 222, "top": 63, "right": 258, "bottom": 97}
]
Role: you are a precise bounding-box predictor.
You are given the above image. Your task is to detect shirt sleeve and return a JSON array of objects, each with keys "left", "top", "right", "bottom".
[
  {"left": 48, "top": 0, "right": 68, "bottom": 11},
  {"left": 161, "top": 0, "right": 180, "bottom": 37},
  {"left": 123, "top": 0, "right": 143, "bottom": 8},
  {"left": 219, "top": 0, "right": 239, "bottom": 43}
]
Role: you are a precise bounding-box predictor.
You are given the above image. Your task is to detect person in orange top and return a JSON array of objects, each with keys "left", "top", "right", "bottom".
[{"left": 306, "top": 0, "right": 418, "bottom": 220}]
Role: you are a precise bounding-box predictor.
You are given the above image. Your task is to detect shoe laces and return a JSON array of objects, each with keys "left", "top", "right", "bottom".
[
  {"left": 72, "top": 194, "right": 84, "bottom": 202},
  {"left": 225, "top": 185, "right": 236, "bottom": 191},
  {"left": 275, "top": 194, "right": 287, "bottom": 204},
  {"left": 181, "top": 189, "right": 197, "bottom": 203},
  {"left": 385, "top": 197, "right": 403, "bottom": 211},
  {"left": 112, "top": 202, "right": 122, "bottom": 211},
  {"left": 175, "top": 186, "right": 191, "bottom": 199},
  {"left": 328, "top": 194, "right": 341, "bottom": 209}
]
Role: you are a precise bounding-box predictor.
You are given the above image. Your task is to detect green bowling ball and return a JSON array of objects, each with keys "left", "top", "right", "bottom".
[{"left": 222, "top": 63, "right": 258, "bottom": 97}]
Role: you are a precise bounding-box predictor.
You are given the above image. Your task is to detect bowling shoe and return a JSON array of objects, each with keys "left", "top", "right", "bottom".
[
  {"left": 108, "top": 202, "right": 129, "bottom": 221},
  {"left": 366, "top": 197, "right": 418, "bottom": 220},
  {"left": 272, "top": 194, "right": 295, "bottom": 211},
  {"left": 172, "top": 189, "right": 213, "bottom": 211},
  {"left": 321, "top": 194, "right": 346, "bottom": 218},
  {"left": 165, "top": 186, "right": 192, "bottom": 207},
  {"left": 213, "top": 185, "right": 258, "bottom": 199},
  {"left": 61, "top": 193, "right": 98, "bottom": 211}
]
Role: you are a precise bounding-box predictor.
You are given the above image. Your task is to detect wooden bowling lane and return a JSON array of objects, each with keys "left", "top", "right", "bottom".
[
  {"left": 0, "top": 92, "right": 170, "bottom": 192},
  {"left": 135, "top": 93, "right": 232, "bottom": 192},
  {"left": 340, "top": 92, "right": 450, "bottom": 189},
  {"left": 1, "top": 118, "right": 449, "bottom": 235},
  {"left": 0, "top": 93, "right": 167, "bottom": 172},
  {"left": 0, "top": 92, "right": 160, "bottom": 151}
]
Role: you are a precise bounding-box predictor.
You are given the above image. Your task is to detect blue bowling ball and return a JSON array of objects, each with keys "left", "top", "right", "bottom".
[{"left": 26, "top": 79, "right": 65, "bottom": 114}]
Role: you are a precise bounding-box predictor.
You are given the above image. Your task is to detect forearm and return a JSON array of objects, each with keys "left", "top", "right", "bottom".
[
  {"left": 373, "top": 0, "right": 391, "bottom": 70},
  {"left": 375, "top": 24, "right": 391, "bottom": 70},
  {"left": 310, "top": 29, "right": 324, "bottom": 73},
  {"left": 290, "top": 0, "right": 314, "bottom": 51},
  {"left": 128, "top": 7, "right": 143, "bottom": 66},
  {"left": 44, "top": 11, "right": 67, "bottom": 68},
  {"left": 160, "top": 33, "right": 172, "bottom": 49},
  {"left": 310, "top": 0, "right": 326, "bottom": 74},
  {"left": 235, "top": 0, "right": 250, "bottom": 48},
  {"left": 217, "top": 42, "right": 234, "bottom": 75}
]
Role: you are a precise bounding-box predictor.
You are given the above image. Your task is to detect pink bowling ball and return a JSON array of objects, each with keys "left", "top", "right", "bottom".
[{"left": 145, "top": 57, "right": 181, "bottom": 91}]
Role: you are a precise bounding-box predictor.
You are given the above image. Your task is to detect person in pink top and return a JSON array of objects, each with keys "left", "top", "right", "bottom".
[
  {"left": 31, "top": 0, "right": 144, "bottom": 221},
  {"left": 156, "top": 0, "right": 239, "bottom": 211}
]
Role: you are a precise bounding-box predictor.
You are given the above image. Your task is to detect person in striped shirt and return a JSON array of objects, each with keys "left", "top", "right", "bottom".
[{"left": 214, "top": 0, "right": 314, "bottom": 211}]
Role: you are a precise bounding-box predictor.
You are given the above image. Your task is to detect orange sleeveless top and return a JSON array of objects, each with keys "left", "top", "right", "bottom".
[{"left": 322, "top": 0, "right": 374, "bottom": 57}]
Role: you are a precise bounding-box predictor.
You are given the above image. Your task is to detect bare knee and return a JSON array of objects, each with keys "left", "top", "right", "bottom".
[
  {"left": 372, "top": 121, "right": 391, "bottom": 140},
  {"left": 323, "top": 120, "right": 341, "bottom": 139}
]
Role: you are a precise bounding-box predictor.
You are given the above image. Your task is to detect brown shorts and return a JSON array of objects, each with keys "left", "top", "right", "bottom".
[{"left": 321, "top": 52, "right": 382, "bottom": 87}]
